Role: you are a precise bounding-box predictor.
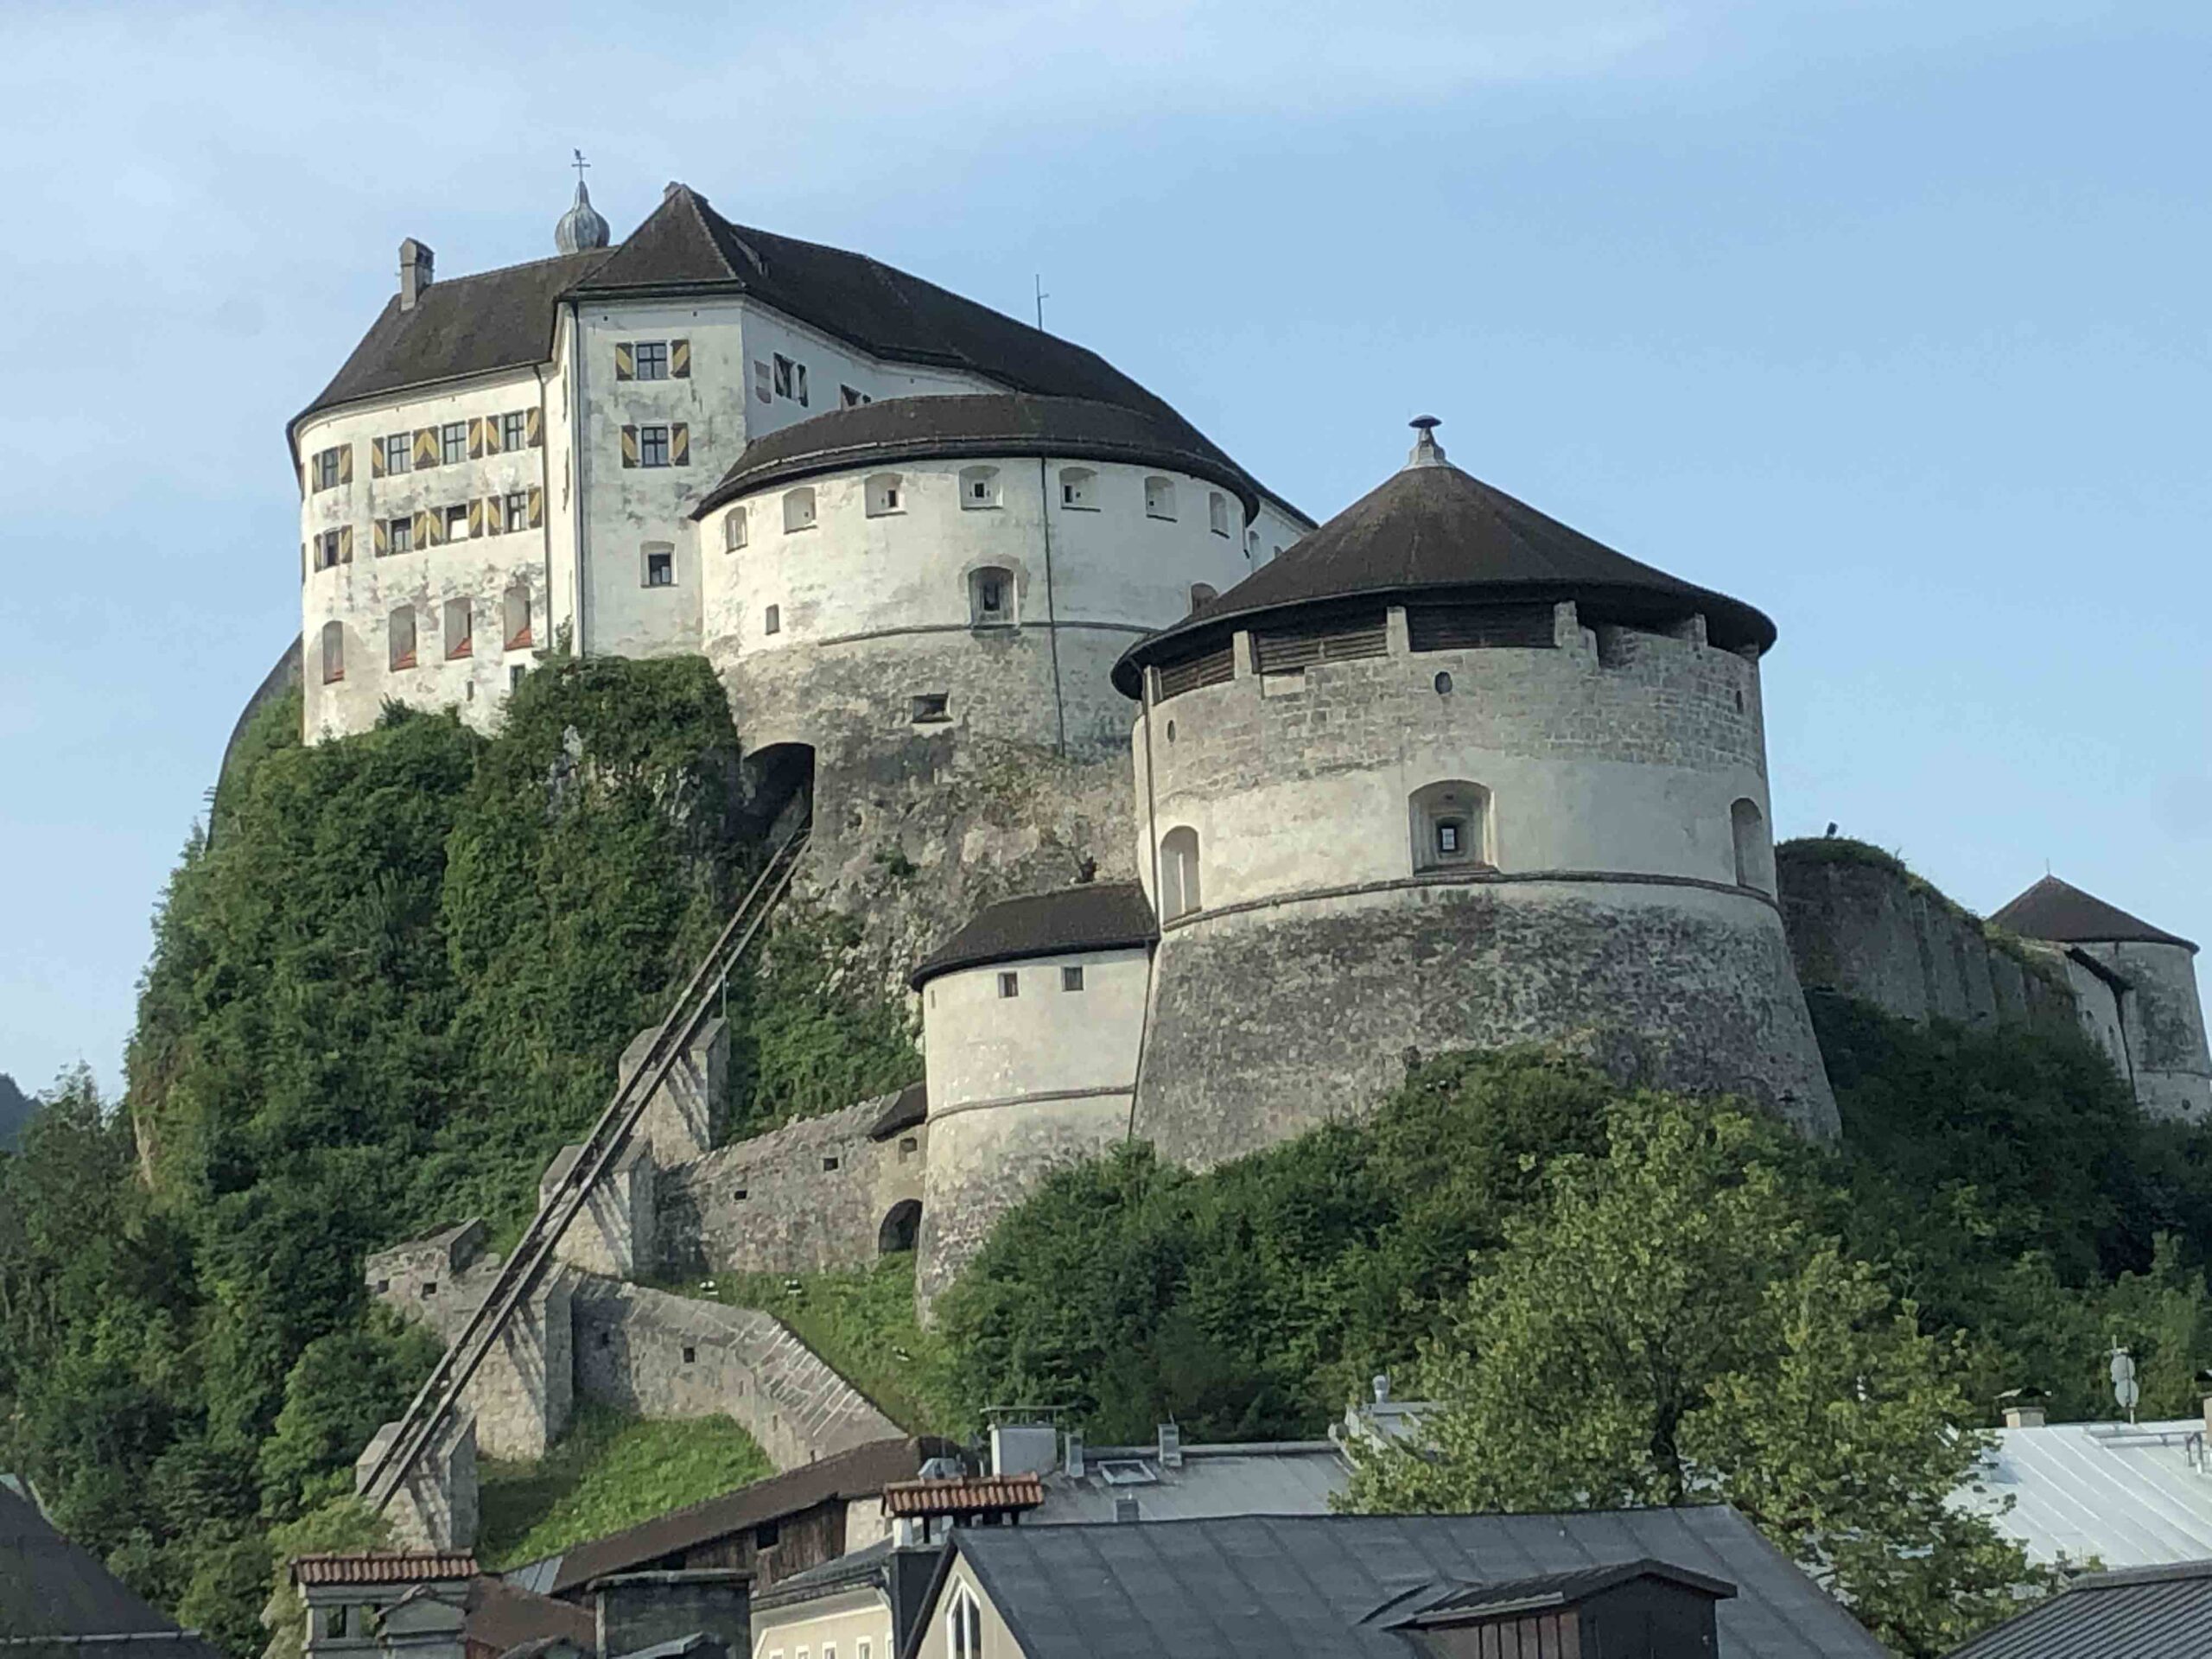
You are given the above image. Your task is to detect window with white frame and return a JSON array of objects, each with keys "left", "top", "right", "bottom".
[
  {"left": 1061, "top": 965, "right": 1084, "bottom": 992},
  {"left": 724, "top": 507, "right": 749, "bottom": 550},
  {"left": 320, "top": 620, "right": 345, "bottom": 683},
  {"left": 505, "top": 490, "right": 530, "bottom": 531},
  {"left": 632, "top": 340, "right": 669, "bottom": 381},
  {"left": 444, "top": 504, "right": 469, "bottom": 541},
  {"left": 639, "top": 424, "right": 671, "bottom": 468},
  {"left": 643, "top": 543, "right": 675, "bottom": 588},
  {"left": 866, "top": 473, "right": 905, "bottom": 517},
  {"left": 1059, "top": 467, "right": 1097, "bottom": 509},
  {"left": 784, "top": 487, "right": 817, "bottom": 532},
  {"left": 502, "top": 410, "right": 527, "bottom": 451},
  {"left": 1144, "top": 475, "right": 1176, "bottom": 519},
  {"left": 1208, "top": 492, "right": 1230, "bottom": 537},
  {"left": 959, "top": 466, "right": 1001, "bottom": 510},
  {"left": 1160, "top": 826, "right": 1201, "bottom": 919},
  {"left": 313, "top": 531, "right": 344, "bottom": 571},
  {"left": 949, "top": 1585, "right": 983, "bottom": 1659},
  {"left": 772, "top": 354, "right": 809, "bottom": 405},
  {"left": 1410, "top": 780, "right": 1491, "bottom": 874},
  {"left": 312, "top": 447, "right": 343, "bottom": 490},
  {"left": 387, "top": 516, "right": 413, "bottom": 554},
  {"left": 997, "top": 972, "right": 1019, "bottom": 1000},
  {"left": 969, "top": 567, "right": 1014, "bottom": 626},
  {"left": 384, "top": 433, "right": 412, "bottom": 474},
  {"left": 764, "top": 604, "right": 781, "bottom": 635},
  {"left": 441, "top": 423, "right": 467, "bottom": 466}
]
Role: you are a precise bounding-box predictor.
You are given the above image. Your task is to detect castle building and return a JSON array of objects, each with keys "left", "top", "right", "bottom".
[{"left": 289, "top": 180, "right": 1307, "bottom": 747}]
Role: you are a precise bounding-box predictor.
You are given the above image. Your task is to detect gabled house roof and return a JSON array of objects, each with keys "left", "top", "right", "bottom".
[
  {"left": 0, "top": 1485, "right": 226, "bottom": 1659},
  {"left": 1990, "top": 876, "right": 2196, "bottom": 952},
  {"left": 1949, "top": 1560, "right": 2212, "bottom": 1659},
  {"left": 900, "top": 1510, "right": 1886, "bottom": 1659}
]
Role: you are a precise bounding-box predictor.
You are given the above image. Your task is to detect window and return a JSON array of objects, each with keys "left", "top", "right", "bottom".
[
  {"left": 313, "top": 530, "right": 344, "bottom": 571},
  {"left": 441, "top": 423, "right": 467, "bottom": 465},
  {"left": 505, "top": 490, "right": 529, "bottom": 531},
  {"left": 1144, "top": 475, "right": 1176, "bottom": 519},
  {"left": 911, "top": 693, "right": 950, "bottom": 724},
  {"left": 320, "top": 620, "right": 345, "bottom": 683},
  {"left": 444, "top": 598, "right": 473, "bottom": 659},
  {"left": 510, "top": 664, "right": 526, "bottom": 692},
  {"left": 387, "top": 516, "right": 414, "bottom": 554},
  {"left": 756, "top": 1521, "right": 781, "bottom": 1548},
  {"left": 681, "top": 1344, "right": 696, "bottom": 1363},
  {"left": 998, "top": 972, "right": 1020, "bottom": 999},
  {"left": 1189, "top": 582, "right": 1217, "bottom": 614},
  {"left": 633, "top": 340, "right": 669, "bottom": 381},
  {"left": 969, "top": 566, "right": 1014, "bottom": 626},
  {"left": 388, "top": 606, "right": 416, "bottom": 671},
  {"left": 1208, "top": 492, "right": 1230, "bottom": 537},
  {"left": 866, "top": 473, "right": 905, "bottom": 517},
  {"left": 312, "top": 447, "right": 342, "bottom": 490},
  {"left": 960, "top": 466, "right": 1001, "bottom": 510},
  {"left": 1061, "top": 965, "right": 1084, "bottom": 992},
  {"left": 639, "top": 424, "right": 671, "bottom": 468},
  {"left": 1059, "top": 467, "right": 1097, "bottom": 510},
  {"left": 1160, "top": 827, "right": 1200, "bottom": 920},
  {"left": 753, "top": 360, "right": 773, "bottom": 404},
  {"left": 502, "top": 410, "right": 527, "bottom": 451},
  {"left": 422, "top": 1281, "right": 438, "bottom": 1297},
  {"left": 1732, "top": 798, "right": 1772, "bottom": 892},
  {"left": 763, "top": 604, "right": 780, "bottom": 636},
  {"left": 644, "top": 543, "right": 675, "bottom": 588},
  {"left": 444, "top": 504, "right": 469, "bottom": 542},
  {"left": 504, "top": 586, "right": 532, "bottom": 650},
  {"left": 1247, "top": 529, "right": 1260, "bottom": 561},
  {"left": 724, "top": 507, "right": 749, "bottom": 551},
  {"left": 822, "top": 1155, "right": 840, "bottom": 1172},
  {"left": 841, "top": 385, "right": 871, "bottom": 407},
  {"left": 1410, "top": 781, "right": 1491, "bottom": 873},
  {"left": 772, "top": 353, "right": 809, "bottom": 405},
  {"left": 383, "top": 433, "right": 412, "bottom": 474},
  {"left": 949, "top": 1586, "right": 983, "bottom": 1659}
]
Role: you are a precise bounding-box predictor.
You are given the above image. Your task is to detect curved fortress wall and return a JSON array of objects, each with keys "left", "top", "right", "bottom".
[{"left": 1128, "top": 600, "right": 1838, "bottom": 1161}]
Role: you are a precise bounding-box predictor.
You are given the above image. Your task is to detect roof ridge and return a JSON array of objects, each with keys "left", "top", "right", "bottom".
[{"left": 680, "top": 187, "right": 755, "bottom": 282}]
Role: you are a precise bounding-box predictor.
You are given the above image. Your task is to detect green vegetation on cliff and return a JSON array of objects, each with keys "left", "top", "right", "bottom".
[{"left": 0, "top": 658, "right": 915, "bottom": 1656}]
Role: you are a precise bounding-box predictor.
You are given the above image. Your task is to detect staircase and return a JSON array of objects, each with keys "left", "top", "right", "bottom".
[{"left": 359, "top": 817, "right": 812, "bottom": 1514}]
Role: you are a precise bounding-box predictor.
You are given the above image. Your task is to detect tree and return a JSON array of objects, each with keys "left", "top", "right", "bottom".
[{"left": 1342, "top": 1092, "right": 2046, "bottom": 1658}]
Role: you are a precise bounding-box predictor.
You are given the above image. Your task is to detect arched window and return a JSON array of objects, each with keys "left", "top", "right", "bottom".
[
  {"left": 1058, "top": 467, "right": 1097, "bottom": 510},
  {"left": 320, "top": 619, "right": 345, "bottom": 683},
  {"left": 783, "top": 486, "right": 817, "bottom": 532},
  {"left": 388, "top": 605, "right": 417, "bottom": 671},
  {"left": 724, "top": 506, "right": 748, "bottom": 550},
  {"left": 1189, "top": 582, "right": 1217, "bottom": 614},
  {"left": 1732, "top": 798, "right": 1772, "bottom": 892},
  {"left": 1144, "top": 475, "right": 1176, "bottom": 520},
  {"left": 969, "top": 566, "right": 1014, "bottom": 626},
  {"left": 1208, "top": 492, "right": 1230, "bottom": 537},
  {"left": 959, "top": 465, "right": 1001, "bottom": 510},
  {"left": 865, "top": 473, "right": 905, "bottom": 517},
  {"left": 1160, "top": 826, "right": 1201, "bottom": 919},
  {"left": 443, "top": 597, "right": 473, "bottom": 660},
  {"left": 1246, "top": 529, "right": 1260, "bottom": 561},
  {"left": 504, "top": 585, "right": 532, "bottom": 651},
  {"left": 1410, "top": 780, "right": 1491, "bottom": 873}
]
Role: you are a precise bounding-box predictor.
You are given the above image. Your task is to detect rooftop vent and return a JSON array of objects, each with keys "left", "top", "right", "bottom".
[
  {"left": 399, "top": 238, "right": 434, "bottom": 311},
  {"left": 1157, "top": 1421, "right": 1183, "bottom": 1469},
  {"left": 1998, "top": 1386, "right": 2050, "bottom": 1430},
  {"left": 1097, "top": 1460, "right": 1156, "bottom": 1487},
  {"left": 1114, "top": 1495, "right": 1141, "bottom": 1524}
]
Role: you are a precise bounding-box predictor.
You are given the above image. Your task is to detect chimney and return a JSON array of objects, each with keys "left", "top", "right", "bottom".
[
  {"left": 1156, "top": 1422, "right": 1182, "bottom": 1469},
  {"left": 1064, "top": 1429, "right": 1085, "bottom": 1479},
  {"left": 1114, "top": 1496, "right": 1140, "bottom": 1524},
  {"left": 1998, "top": 1387, "right": 2049, "bottom": 1430},
  {"left": 399, "top": 238, "right": 435, "bottom": 311}
]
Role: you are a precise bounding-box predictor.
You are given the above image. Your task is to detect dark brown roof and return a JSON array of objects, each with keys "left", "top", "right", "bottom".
[
  {"left": 295, "top": 251, "right": 602, "bottom": 432},
  {"left": 1113, "top": 438, "right": 1776, "bottom": 696},
  {"left": 870, "top": 1082, "right": 928, "bottom": 1141},
  {"left": 881, "top": 1475, "right": 1045, "bottom": 1518},
  {"left": 1991, "top": 876, "right": 2196, "bottom": 952},
  {"left": 292, "top": 1552, "right": 479, "bottom": 1586},
  {"left": 691, "top": 394, "right": 1258, "bottom": 519},
  {"left": 910, "top": 883, "right": 1157, "bottom": 989},
  {"left": 464, "top": 1576, "right": 596, "bottom": 1652},
  {"left": 543, "top": 1436, "right": 953, "bottom": 1595},
  {"left": 0, "top": 1485, "right": 226, "bottom": 1659}
]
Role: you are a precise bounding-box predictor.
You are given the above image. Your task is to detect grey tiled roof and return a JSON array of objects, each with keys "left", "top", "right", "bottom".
[
  {"left": 1949, "top": 1562, "right": 2212, "bottom": 1659},
  {"left": 1115, "top": 448, "right": 1774, "bottom": 695},
  {"left": 1990, "top": 876, "right": 2196, "bottom": 951},
  {"left": 910, "top": 883, "right": 1156, "bottom": 989},
  {"left": 931, "top": 1510, "right": 1887, "bottom": 1659},
  {"left": 0, "top": 1485, "right": 226, "bottom": 1659}
]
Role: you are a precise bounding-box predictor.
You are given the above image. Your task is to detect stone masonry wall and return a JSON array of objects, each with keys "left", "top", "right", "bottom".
[
  {"left": 656, "top": 1092, "right": 925, "bottom": 1280},
  {"left": 569, "top": 1275, "right": 901, "bottom": 1470}
]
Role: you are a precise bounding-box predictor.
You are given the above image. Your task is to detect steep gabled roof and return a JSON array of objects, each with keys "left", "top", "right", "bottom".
[
  {"left": 0, "top": 1485, "right": 226, "bottom": 1659},
  {"left": 1991, "top": 876, "right": 2196, "bottom": 952},
  {"left": 1115, "top": 423, "right": 1773, "bottom": 696},
  {"left": 910, "top": 883, "right": 1157, "bottom": 990},
  {"left": 1950, "top": 1560, "right": 2212, "bottom": 1659}
]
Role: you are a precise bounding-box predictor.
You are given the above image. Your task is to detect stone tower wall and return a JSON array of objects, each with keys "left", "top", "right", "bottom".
[{"left": 2081, "top": 938, "right": 2212, "bottom": 1120}]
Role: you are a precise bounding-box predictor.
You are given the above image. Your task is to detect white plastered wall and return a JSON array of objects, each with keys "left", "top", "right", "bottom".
[{"left": 922, "top": 946, "right": 1149, "bottom": 1110}]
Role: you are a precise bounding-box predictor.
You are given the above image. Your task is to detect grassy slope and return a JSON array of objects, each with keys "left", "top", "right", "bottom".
[
  {"left": 475, "top": 1401, "right": 773, "bottom": 1570},
  {"left": 696, "top": 1255, "right": 965, "bottom": 1439}
]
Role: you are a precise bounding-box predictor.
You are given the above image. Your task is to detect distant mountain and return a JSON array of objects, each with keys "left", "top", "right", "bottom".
[{"left": 0, "top": 1073, "right": 34, "bottom": 1151}]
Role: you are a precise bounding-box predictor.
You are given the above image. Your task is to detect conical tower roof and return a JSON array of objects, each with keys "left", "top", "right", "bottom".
[{"left": 1991, "top": 875, "right": 2196, "bottom": 951}]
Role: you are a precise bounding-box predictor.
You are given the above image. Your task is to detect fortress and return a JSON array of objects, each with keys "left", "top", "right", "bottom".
[{"left": 280, "top": 175, "right": 2210, "bottom": 1544}]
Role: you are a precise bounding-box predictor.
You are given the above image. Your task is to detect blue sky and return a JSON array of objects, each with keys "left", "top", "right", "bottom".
[{"left": 1, "top": 0, "right": 2205, "bottom": 1096}]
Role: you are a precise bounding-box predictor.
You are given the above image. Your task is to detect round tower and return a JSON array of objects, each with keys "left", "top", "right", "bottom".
[
  {"left": 1991, "top": 875, "right": 2212, "bottom": 1121},
  {"left": 906, "top": 883, "right": 1157, "bottom": 1306},
  {"left": 1115, "top": 417, "right": 1839, "bottom": 1162}
]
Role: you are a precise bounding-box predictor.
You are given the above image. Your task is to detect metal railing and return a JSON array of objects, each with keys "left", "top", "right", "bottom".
[{"left": 359, "top": 816, "right": 812, "bottom": 1510}]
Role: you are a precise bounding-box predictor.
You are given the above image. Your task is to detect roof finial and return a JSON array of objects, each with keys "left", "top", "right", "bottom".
[
  {"left": 1407, "top": 415, "right": 1448, "bottom": 469},
  {"left": 555, "top": 150, "right": 611, "bottom": 254}
]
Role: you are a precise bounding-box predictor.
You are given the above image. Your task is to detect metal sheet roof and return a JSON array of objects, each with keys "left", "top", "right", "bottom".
[
  {"left": 1952, "top": 1417, "right": 2212, "bottom": 1567},
  {"left": 1950, "top": 1562, "right": 2212, "bottom": 1659},
  {"left": 1031, "top": 1444, "right": 1348, "bottom": 1525}
]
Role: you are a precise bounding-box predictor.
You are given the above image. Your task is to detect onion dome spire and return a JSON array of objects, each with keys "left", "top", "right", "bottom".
[{"left": 555, "top": 150, "right": 610, "bottom": 254}]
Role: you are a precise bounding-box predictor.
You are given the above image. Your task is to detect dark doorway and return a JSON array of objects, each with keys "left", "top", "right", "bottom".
[{"left": 879, "top": 1199, "right": 921, "bottom": 1255}]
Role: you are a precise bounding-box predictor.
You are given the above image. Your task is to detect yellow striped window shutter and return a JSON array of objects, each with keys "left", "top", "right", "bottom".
[
  {"left": 339, "top": 526, "right": 353, "bottom": 563},
  {"left": 413, "top": 428, "right": 439, "bottom": 470},
  {"left": 486, "top": 494, "right": 505, "bottom": 535},
  {"left": 614, "top": 342, "right": 635, "bottom": 380},
  {"left": 527, "top": 486, "right": 544, "bottom": 528},
  {"left": 467, "top": 418, "right": 485, "bottom": 460},
  {"left": 373, "top": 519, "right": 390, "bottom": 556},
  {"left": 370, "top": 439, "right": 386, "bottom": 478},
  {"left": 671, "top": 423, "right": 690, "bottom": 467},
  {"left": 339, "top": 446, "right": 354, "bottom": 484},
  {"left": 671, "top": 339, "right": 691, "bottom": 378},
  {"left": 620, "top": 425, "right": 640, "bottom": 467},
  {"left": 484, "top": 416, "right": 502, "bottom": 456},
  {"left": 525, "top": 407, "right": 543, "bottom": 448},
  {"left": 467, "top": 499, "right": 485, "bottom": 537},
  {"left": 412, "top": 510, "right": 433, "bottom": 548}
]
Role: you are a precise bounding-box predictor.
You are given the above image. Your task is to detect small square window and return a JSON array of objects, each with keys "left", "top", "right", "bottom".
[
  {"left": 823, "top": 1155, "right": 840, "bottom": 1172},
  {"left": 442, "top": 423, "right": 467, "bottom": 465},
  {"left": 764, "top": 605, "right": 781, "bottom": 636},
  {"left": 502, "top": 411, "right": 527, "bottom": 450},
  {"left": 373, "top": 1278, "right": 390, "bottom": 1294},
  {"left": 911, "top": 693, "right": 950, "bottom": 724},
  {"left": 385, "top": 433, "right": 412, "bottom": 474},
  {"left": 645, "top": 547, "right": 675, "bottom": 587},
  {"left": 733, "top": 1186, "right": 748, "bottom": 1201},
  {"left": 633, "top": 340, "right": 669, "bottom": 380},
  {"left": 998, "top": 971, "right": 1020, "bottom": 999},
  {"left": 1436, "top": 819, "right": 1465, "bottom": 856},
  {"left": 422, "top": 1281, "right": 438, "bottom": 1298},
  {"left": 388, "top": 516, "right": 413, "bottom": 554},
  {"left": 639, "top": 424, "right": 671, "bottom": 468},
  {"left": 682, "top": 1344, "right": 696, "bottom": 1363},
  {"left": 898, "top": 1136, "right": 918, "bottom": 1160},
  {"left": 1061, "top": 965, "right": 1084, "bottom": 992}
]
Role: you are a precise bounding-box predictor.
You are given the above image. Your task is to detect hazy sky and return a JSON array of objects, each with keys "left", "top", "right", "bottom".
[{"left": 1, "top": 0, "right": 2205, "bottom": 1097}]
